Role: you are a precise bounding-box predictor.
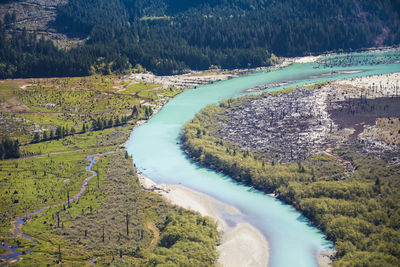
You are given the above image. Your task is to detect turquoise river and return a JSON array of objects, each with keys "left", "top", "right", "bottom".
[{"left": 126, "top": 52, "right": 400, "bottom": 267}]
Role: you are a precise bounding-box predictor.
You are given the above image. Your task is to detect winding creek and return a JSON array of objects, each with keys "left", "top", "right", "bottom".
[
  {"left": 126, "top": 52, "right": 400, "bottom": 267},
  {"left": 1, "top": 151, "right": 113, "bottom": 262},
  {"left": 1, "top": 52, "right": 399, "bottom": 266}
]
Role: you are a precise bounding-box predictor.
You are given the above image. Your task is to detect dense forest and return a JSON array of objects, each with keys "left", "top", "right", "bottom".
[
  {"left": 182, "top": 102, "right": 400, "bottom": 266},
  {"left": 0, "top": 139, "right": 20, "bottom": 159},
  {"left": 1, "top": 0, "right": 400, "bottom": 77}
]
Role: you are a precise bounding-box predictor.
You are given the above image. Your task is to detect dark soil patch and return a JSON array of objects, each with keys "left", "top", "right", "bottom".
[{"left": 329, "top": 97, "right": 400, "bottom": 140}]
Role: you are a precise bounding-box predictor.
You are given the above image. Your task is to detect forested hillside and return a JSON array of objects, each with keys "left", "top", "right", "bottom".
[{"left": 1, "top": 0, "right": 399, "bottom": 77}]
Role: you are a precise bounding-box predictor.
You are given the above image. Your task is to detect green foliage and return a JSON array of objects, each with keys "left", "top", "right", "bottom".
[
  {"left": 2, "top": 0, "right": 400, "bottom": 77},
  {"left": 133, "top": 64, "right": 146, "bottom": 73},
  {"left": 1, "top": 136, "right": 219, "bottom": 266},
  {"left": 0, "top": 76, "right": 219, "bottom": 265},
  {"left": 148, "top": 213, "right": 219, "bottom": 266},
  {"left": 0, "top": 124, "right": 133, "bottom": 236},
  {"left": 122, "top": 82, "right": 161, "bottom": 94},
  {"left": 0, "top": 151, "right": 88, "bottom": 236},
  {"left": 0, "top": 138, "right": 20, "bottom": 159},
  {"left": 182, "top": 93, "right": 400, "bottom": 266},
  {"left": 15, "top": 84, "right": 133, "bottom": 117},
  {"left": 90, "top": 57, "right": 132, "bottom": 75},
  {"left": 0, "top": 83, "right": 19, "bottom": 101},
  {"left": 137, "top": 91, "right": 158, "bottom": 101},
  {"left": 0, "top": 76, "right": 181, "bottom": 144}
]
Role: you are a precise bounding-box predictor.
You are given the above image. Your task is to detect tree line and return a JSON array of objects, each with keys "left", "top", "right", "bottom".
[
  {"left": 30, "top": 115, "right": 131, "bottom": 145},
  {"left": 182, "top": 103, "right": 400, "bottom": 266},
  {"left": 0, "top": 139, "right": 20, "bottom": 159},
  {"left": 1, "top": 103, "right": 153, "bottom": 159},
  {"left": 0, "top": 0, "right": 399, "bottom": 78},
  {"left": 30, "top": 103, "right": 153, "bottom": 143}
]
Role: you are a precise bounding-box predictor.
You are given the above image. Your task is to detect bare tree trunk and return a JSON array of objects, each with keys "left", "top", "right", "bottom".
[
  {"left": 67, "top": 190, "right": 70, "bottom": 208},
  {"left": 126, "top": 212, "right": 129, "bottom": 236}
]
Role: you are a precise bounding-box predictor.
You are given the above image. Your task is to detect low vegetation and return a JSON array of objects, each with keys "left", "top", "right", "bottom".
[
  {"left": 0, "top": 75, "right": 181, "bottom": 144},
  {"left": 0, "top": 75, "right": 219, "bottom": 266},
  {"left": 6, "top": 150, "right": 219, "bottom": 266},
  {"left": 182, "top": 85, "right": 400, "bottom": 266}
]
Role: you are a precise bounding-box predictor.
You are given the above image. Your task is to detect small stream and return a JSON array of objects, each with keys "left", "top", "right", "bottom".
[
  {"left": 0, "top": 151, "right": 113, "bottom": 262},
  {"left": 1, "top": 51, "right": 399, "bottom": 266}
]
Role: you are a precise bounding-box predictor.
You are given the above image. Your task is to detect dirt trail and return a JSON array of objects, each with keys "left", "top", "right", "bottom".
[
  {"left": 18, "top": 150, "right": 78, "bottom": 161},
  {"left": 146, "top": 220, "right": 160, "bottom": 247},
  {"left": 323, "top": 147, "right": 354, "bottom": 180}
]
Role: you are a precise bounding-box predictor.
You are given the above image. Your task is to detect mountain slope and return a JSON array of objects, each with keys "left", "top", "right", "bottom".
[{"left": 0, "top": 0, "right": 399, "bottom": 77}]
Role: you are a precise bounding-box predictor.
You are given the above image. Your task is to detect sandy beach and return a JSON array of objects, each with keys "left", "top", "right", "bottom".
[
  {"left": 317, "top": 251, "right": 335, "bottom": 267},
  {"left": 131, "top": 73, "right": 272, "bottom": 266},
  {"left": 137, "top": 173, "right": 270, "bottom": 267},
  {"left": 124, "top": 52, "right": 400, "bottom": 267}
]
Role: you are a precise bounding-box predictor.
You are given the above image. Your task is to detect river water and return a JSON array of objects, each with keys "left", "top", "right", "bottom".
[{"left": 126, "top": 52, "right": 400, "bottom": 267}]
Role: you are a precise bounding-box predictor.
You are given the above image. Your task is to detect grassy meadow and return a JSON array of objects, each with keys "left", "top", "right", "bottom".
[
  {"left": 0, "top": 75, "right": 218, "bottom": 266},
  {"left": 0, "top": 75, "right": 181, "bottom": 144}
]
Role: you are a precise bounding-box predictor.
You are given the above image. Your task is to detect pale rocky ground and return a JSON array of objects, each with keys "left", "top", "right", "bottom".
[
  {"left": 217, "top": 72, "right": 400, "bottom": 164},
  {"left": 126, "top": 51, "right": 327, "bottom": 91},
  {"left": 137, "top": 173, "right": 270, "bottom": 267},
  {"left": 0, "top": 0, "right": 86, "bottom": 48},
  {"left": 333, "top": 72, "right": 400, "bottom": 163},
  {"left": 218, "top": 223, "right": 269, "bottom": 267},
  {"left": 219, "top": 86, "right": 332, "bottom": 162},
  {"left": 127, "top": 70, "right": 244, "bottom": 90},
  {"left": 280, "top": 47, "right": 399, "bottom": 67},
  {"left": 317, "top": 251, "right": 336, "bottom": 267},
  {"left": 334, "top": 72, "right": 400, "bottom": 99}
]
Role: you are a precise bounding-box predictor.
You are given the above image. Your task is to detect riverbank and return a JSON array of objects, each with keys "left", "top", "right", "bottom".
[
  {"left": 318, "top": 251, "right": 336, "bottom": 267},
  {"left": 130, "top": 71, "right": 272, "bottom": 266},
  {"left": 275, "top": 46, "right": 400, "bottom": 69},
  {"left": 334, "top": 72, "right": 400, "bottom": 98},
  {"left": 125, "top": 46, "right": 399, "bottom": 93},
  {"left": 137, "top": 172, "right": 270, "bottom": 267},
  {"left": 0, "top": 73, "right": 222, "bottom": 265},
  {"left": 178, "top": 53, "right": 400, "bottom": 266}
]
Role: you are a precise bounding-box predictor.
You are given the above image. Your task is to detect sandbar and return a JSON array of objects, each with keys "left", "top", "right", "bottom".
[{"left": 137, "top": 173, "right": 270, "bottom": 267}]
